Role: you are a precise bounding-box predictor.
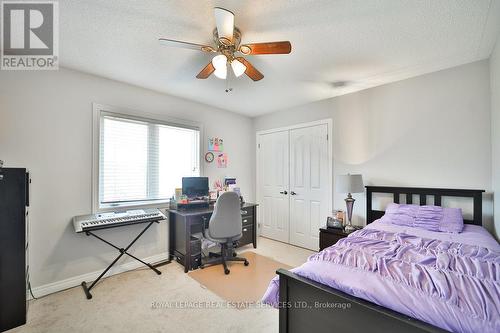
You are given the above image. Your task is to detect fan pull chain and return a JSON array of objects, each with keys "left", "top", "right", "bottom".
[{"left": 225, "top": 63, "right": 233, "bottom": 93}]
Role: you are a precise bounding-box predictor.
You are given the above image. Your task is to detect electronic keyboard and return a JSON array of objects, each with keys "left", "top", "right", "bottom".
[{"left": 73, "top": 208, "right": 166, "bottom": 233}]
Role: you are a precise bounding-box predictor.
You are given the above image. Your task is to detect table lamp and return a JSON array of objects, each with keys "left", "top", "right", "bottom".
[{"left": 335, "top": 174, "right": 364, "bottom": 233}]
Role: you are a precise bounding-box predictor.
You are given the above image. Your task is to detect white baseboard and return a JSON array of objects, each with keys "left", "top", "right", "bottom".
[{"left": 28, "top": 253, "right": 169, "bottom": 299}]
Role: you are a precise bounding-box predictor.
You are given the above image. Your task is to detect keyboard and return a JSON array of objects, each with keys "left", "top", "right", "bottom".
[{"left": 73, "top": 208, "right": 166, "bottom": 233}]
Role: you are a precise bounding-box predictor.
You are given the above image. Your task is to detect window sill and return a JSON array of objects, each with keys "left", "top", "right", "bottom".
[{"left": 97, "top": 199, "right": 170, "bottom": 213}]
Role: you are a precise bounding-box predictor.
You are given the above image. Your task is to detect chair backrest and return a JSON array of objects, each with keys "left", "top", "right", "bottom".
[{"left": 209, "top": 191, "right": 242, "bottom": 239}]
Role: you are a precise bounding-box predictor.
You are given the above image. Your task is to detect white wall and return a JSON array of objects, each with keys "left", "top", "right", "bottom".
[
  {"left": 492, "top": 35, "right": 500, "bottom": 239},
  {"left": 0, "top": 57, "right": 495, "bottom": 293},
  {"left": 254, "top": 60, "right": 494, "bottom": 234},
  {"left": 0, "top": 68, "right": 255, "bottom": 291}
]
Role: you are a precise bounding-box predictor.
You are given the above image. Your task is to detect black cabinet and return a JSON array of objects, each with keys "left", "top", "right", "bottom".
[
  {"left": 0, "top": 168, "right": 29, "bottom": 332},
  {"left": 319, "top": 227, "right": 348, "bottom": 251},
  {"left": 168, "top": 203, "right": 258, "bottom": 272}
]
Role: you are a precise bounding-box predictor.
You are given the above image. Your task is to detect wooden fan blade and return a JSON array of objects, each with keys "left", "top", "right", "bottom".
[
  {"left": 239, "top": 41, "right": 291, "bottom": 55},
  {"left": 196, "top": 62, "right": 215, "bottom": 79},
  {"left": 159, "top": 38, "right": 215, "bottom": 52},
  {"left": 236, "top": 57, "right": 264, "bottom": 81},
  {"left": 214, "top": 7, "right": 234, "bottom": 42}
]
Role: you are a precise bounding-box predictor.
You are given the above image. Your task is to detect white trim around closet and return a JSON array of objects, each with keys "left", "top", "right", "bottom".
[{"left": 255, "top": 119, "right": 333, "bottom": 239}]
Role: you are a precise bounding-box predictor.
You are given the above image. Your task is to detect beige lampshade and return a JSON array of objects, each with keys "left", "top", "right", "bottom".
[{"left": 335, "top": 174, "right": 364, "bottom": 193}]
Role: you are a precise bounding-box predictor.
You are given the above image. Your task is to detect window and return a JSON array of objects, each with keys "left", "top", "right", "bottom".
[{"left": 97, "top": 111, "right": 200, "bottom": 209}]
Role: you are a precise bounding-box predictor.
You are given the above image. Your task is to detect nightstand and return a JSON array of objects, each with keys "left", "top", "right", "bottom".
[{"left": 319, "top": 227, "right": 351, "bottom": 250}]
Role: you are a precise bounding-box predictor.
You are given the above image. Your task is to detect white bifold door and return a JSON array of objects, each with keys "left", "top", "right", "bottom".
[{"left": 258, "top": 123, "right": 331, "bottom": 250}]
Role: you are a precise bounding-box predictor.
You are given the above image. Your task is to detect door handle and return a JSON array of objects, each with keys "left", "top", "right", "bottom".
[
  {"left": 279, "top": 190, "right": 288, "bottom": 195},
  {"left": 290, "top": 191, "right": 297, "bottom": 195}
]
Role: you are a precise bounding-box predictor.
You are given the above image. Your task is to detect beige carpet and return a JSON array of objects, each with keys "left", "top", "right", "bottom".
[
  {"left": 188, "top": 252, "right": 291, "bottom": 305},
  {"left": 8, "top": 237, "right": 313, "bottom": 333}
]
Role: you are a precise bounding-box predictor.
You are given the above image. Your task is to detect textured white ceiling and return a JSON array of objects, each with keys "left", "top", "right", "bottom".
[{"left": 59, "top": 0, "right": 500, "bottom": 116}]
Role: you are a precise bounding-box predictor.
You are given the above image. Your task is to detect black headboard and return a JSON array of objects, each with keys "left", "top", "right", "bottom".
[{"left": 366, "top": 186, "right": 485, "bottom": 226}]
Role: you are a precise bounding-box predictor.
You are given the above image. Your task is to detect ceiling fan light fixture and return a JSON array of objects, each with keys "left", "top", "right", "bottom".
[
  {"left": 214, "top": 64, "right": 227, "bottom": 79},
  {"left": 160, "top": 7, "right": 291, "bottom": 82},
  {"left": 214, "top": 7, "right": 234, "bottom": 41},
  {"left": 231, "top": 59, "right": 246, "bottom": 77},
  {"left": 214, "top": 67, "right": 227, "bottom": 79},
  {"left": 212, "top": 54, "right": 227, "bottom": 70}
]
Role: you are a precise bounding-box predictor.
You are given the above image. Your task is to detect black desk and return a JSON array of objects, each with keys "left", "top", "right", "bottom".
[{"left": 167, "top": 203, "right": 258, "bottom": 273}]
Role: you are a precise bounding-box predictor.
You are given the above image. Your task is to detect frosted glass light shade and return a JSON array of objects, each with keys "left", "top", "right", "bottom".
[
  {"left": 231, "top": 59, "right": 246, "bottom": 77},
  {"left": 214, "top": 66, "right": 227, "bottom": 79},
  {"left": 212, "top": 54, "right": 228, "bottom": 79},
  {"left": 214, "top": 7, "right": 234, "bottom": 41},
  {"left": 212, "top": 54, "right": 227, "bottom": 70}
]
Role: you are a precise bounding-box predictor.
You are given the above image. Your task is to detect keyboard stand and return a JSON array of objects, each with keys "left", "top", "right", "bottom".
[{"left": 81, "top": 220, "right": 162, "bottom": 299}]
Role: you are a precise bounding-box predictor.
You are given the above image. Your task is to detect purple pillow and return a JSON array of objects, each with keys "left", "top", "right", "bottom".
[
  {"left": 414, "top": 205, "right": 443, "bottom": 232},
  {"left": 439, "top": 207, "right": 464, "bottom": 233},
  {"left": 380, "top": 204, "right": 464, "bottom": 233},
  {"left": 380, "top": 203, "right": 418, "bottom": 226}
]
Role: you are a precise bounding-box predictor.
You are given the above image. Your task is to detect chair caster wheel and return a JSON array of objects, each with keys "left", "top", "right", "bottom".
[
  {"left": 200, "top": 265, "right": 204, "bottom": 269},
  {"left": 244, "top": 260, "right": 249, "bottom": 266},
  {"left": 233, "top": 252, "right": 237, "bottom": 257},
  {"left": 224, "top": 269, "right": 230, "bottom": 275}
]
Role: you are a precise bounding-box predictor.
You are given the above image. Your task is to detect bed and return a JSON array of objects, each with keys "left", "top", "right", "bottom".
[{"left": 262, "top": 186, "right": 499, "bottom": 333}]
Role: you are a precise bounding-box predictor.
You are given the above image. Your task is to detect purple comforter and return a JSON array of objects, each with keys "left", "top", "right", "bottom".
[{"left": 262, "top": 222, "right": 500, "bottom": 333}]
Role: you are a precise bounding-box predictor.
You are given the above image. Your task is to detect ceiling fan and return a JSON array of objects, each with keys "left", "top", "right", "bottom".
[{"left": 159, "top": 7, "right": 292, "bottom": 82}]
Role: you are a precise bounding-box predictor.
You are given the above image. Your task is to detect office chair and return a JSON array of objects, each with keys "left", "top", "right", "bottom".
[{"left": 200, "top": 191, "right": 249, "bottom": 275}]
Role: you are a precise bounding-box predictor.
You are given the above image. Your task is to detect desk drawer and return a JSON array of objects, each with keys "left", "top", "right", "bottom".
[
  {"left": 239, "top": 225, "right": 253, "bottom": 247},
  {"left": 242, "top": 216, "right": 253, "bottom": 227},
  {"left": 240, "top": 207, "right": 254, "bottom": 218}
]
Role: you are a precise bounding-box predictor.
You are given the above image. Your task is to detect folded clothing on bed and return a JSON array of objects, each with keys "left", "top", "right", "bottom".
[
  {"left": 262, "top": 222, "right": 500, "bottom": 333},
  {"left": 380, "top": 203, "right": 464, "bottom": 233}
]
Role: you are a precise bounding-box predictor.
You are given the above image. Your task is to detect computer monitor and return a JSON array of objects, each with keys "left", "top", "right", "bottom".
[{"left": 182, "top": 177, "right": 209, "bottom": 198}]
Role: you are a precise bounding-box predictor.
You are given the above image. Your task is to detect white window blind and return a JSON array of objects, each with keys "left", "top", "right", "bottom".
[{"left": 99, "top": 114, "right": 200, "bottom": 208}]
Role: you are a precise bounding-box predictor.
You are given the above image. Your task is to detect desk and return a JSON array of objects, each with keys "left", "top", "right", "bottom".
[{"left": 167, "top": 203, "right": 258, "bottom": 273}]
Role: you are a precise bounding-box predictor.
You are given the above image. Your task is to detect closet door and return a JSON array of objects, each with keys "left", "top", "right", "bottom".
[
  {"left": 289, "top": 124, "right": 329, "bottom": 250},
  {"left": 258, "top": 131, "right": 290, "bottom": 243}
]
